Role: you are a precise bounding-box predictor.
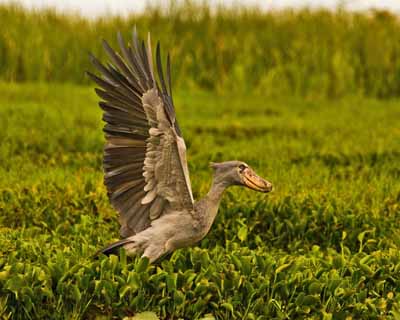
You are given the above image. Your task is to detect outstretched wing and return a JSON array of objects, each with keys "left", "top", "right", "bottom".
[{"left": 88, "top": 29, "right": 194, "bottom": 238}]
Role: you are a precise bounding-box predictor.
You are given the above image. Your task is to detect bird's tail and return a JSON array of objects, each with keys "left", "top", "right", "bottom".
[{"left": 96, "top": 238, "right": 135, "bottom": 256}]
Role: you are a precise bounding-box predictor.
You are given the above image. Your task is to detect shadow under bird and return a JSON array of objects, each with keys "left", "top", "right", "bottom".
[{"left": 88, "top": 29, "right": 273, "bottom": 263}]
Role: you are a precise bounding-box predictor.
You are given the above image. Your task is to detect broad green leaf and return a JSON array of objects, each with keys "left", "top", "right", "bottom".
[{"left": 124, "top": 312, "right": 159, "bottom": 320}]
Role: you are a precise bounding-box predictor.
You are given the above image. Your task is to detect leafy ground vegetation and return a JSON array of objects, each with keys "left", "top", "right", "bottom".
[
  {"left": 0, "top": 3, "right": 400, "bottom": 320},
  {"left": 0, "top": 82, "right": 399, "bottom": 319}
]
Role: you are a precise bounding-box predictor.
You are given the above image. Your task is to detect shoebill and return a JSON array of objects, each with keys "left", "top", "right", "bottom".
[{"left": 88, "top": 29, "right": 273, "bottom": 263}]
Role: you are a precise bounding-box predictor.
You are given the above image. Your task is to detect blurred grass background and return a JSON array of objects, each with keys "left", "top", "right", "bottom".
[{"left": 1, "top": 2, "right": 400, "bottom": 98}]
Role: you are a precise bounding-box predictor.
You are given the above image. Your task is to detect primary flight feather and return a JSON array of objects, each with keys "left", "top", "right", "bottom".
[{"left": 89, "top": 29, "right": 273, "bottom": 262}]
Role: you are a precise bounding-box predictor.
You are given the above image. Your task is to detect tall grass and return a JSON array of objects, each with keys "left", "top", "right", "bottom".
[{"left": 1, "top": 3, "right": 400, "bottom": 98}]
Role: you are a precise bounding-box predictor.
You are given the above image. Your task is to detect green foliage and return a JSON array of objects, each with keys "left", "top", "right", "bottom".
[
  {"left": 125, "top": 312, "right": 159, "bottom": 320},
  {"left": 0, "top": 83, "right": 399, "bottom": 318},
  {"left": 1, "top": 3, "right": 400, "bottom": 98}
]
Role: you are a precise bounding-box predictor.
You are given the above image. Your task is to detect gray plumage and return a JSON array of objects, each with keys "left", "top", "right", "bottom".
[{"left": 89, "top": 30, "right": 273, "bottom": 263}]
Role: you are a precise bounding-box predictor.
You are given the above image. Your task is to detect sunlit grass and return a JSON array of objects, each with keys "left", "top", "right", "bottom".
[
  {"left": 1, "top": 3, "right": 400, "bottom": 98},
  {"left": 0, "top": 83, "right": 399, "bottom": 318}
]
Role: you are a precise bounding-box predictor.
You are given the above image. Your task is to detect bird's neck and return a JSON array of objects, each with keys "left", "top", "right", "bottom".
[
  {"left": 200, "top": 178, "right": 230, "bottom": 228},
  {"left": 207, "top": 178, "right": 229, "bottom": 203}
]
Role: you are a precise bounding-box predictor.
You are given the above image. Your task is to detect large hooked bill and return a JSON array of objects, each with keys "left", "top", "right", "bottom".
[{"left": 242, "top": 168, "right": 273, "bottom": 193}]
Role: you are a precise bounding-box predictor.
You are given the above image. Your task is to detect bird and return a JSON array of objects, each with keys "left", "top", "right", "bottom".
[{"left": 87, "top": 29, "right": 273, "bottom": 263}]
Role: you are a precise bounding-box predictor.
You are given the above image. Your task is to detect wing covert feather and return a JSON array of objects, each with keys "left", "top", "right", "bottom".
[{"left": 89, "top": 30, "right": 193, "bottom": 238}]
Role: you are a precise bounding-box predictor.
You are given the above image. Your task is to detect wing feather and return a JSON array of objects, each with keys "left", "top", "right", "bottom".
[{"left": 90, "top": 29, "right": 194, "bottom": 237}]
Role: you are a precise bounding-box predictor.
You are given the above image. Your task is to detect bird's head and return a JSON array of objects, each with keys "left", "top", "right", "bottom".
[{"left": 210, "top": 161, "right": 273, "bottom": 193}]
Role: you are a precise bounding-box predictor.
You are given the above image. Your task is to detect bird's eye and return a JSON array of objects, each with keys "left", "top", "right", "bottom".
[{"left": 239, "top": 164, "right": 247, "bottom": 171}]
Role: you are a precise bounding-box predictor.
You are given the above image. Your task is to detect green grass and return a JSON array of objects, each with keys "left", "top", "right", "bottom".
[
  {"left": 0, "top": 82, "right": 399, "bottom": 319},
  {"left": 1, "top": 3, "right": 400, "bottom": 98}
]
